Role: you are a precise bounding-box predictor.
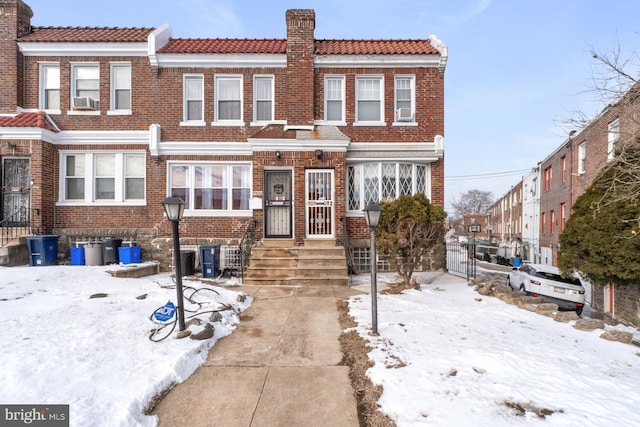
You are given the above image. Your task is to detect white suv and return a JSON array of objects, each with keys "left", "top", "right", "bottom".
[{"left": 507, "top": 263, "right": 585, "bottom": 314}]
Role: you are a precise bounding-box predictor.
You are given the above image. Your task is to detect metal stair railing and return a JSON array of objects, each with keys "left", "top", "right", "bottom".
[
  {"left": 238, "top": 219, "right": 259, "bottom": 283},
  {"left": 0, "top": 206, "right": 30, "bottom": 248}
]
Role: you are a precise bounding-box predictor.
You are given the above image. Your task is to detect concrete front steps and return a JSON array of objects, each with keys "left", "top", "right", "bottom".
[{"left": 244, "top": 238, "right": 349, "bottom": 286}]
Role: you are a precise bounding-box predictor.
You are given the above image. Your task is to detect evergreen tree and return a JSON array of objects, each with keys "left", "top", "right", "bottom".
[
  {"left": 377, "top": 194, "right": 446, "bottom": 288},
  {"left": 559, "top": 140, "right": 640, "bottom": 286}
]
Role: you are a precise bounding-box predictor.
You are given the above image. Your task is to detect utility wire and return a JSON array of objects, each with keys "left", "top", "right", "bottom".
[{"left": 445, "top": 168, "right": 530, "bottom": 181}]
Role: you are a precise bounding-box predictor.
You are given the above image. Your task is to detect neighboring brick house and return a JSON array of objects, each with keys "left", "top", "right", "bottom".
[
  {"left": 538, "top": 132, "right": 574, "bottom": 266},
  {"left": 490, "top": 80, "right": 640, "bottom": 327},
  {"left": 0, "top": 1, "right": 447, "bottom": 273},
  {"left": 485, "top": 182, "right": 522, "bottom": 253}
]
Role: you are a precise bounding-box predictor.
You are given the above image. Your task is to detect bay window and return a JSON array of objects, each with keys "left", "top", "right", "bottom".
[{"left": 347, "top": 162, "right": 429, "bottom": 211}]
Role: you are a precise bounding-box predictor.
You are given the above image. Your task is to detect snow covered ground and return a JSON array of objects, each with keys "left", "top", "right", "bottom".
[
  {"left": 1, "top": 264, "right": 639, "bottom": 426},
  {"left": 348, "top": 272, "right": 640, "bottom": 426}
]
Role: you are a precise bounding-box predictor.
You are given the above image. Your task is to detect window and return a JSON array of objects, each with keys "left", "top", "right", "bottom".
[
  {"left": 95, "top": 154, "right": 115, "bottom": 200},
  {"left": 550, "top": 210, "right": 555, "bottom": 233},
  {"left": 560, "top": 203, "right": 566, "bottom": 232},
  {"left": 60, "top": 152, "right": 146, "bottom": 204},
  {"left": 394, "top": 76, "right": 415, "bottom": 122},
  {"left": 347, "top": 163, "right": 428, "bottom": 211},
  {"left": 541, "top": 212, "right": 546, "bottom": 234},
  {"left": 561, "top": 156, "right": 566, "bottom": 183},
  {"left": 544, "top": 166, "right": 552, "bottom": 191},
  {"left": 578, "top": 142, "right": 586, "bottom": 174},
  {"left": 324, "top": 76, "right": 345, "bottom": 122},
  {"left": 253, "top": 75, "right": 274, "bottom": 122},
  {"left": 168, "top": 163, "right": 251, "bottom": 214},
  {"left": 183, "top": 75, "right": 204, "bottom": 123},
  {"left": 110, "top": 63, "right": 131, "bottom": 111},
  {"left": 608, "top": 118, "right": 620, "bottom": 161},
  {"left": 39, "top": 63, "right": 60, "bottom": 111},
  {"left": 215, "top": 75, "right": 242, "bottom": 123},
  {"left": 355, "top": 76, "right": 383, "bottom": 123},
  {"left": 71, "top": 64, "right": 100, "bottom": 110}
]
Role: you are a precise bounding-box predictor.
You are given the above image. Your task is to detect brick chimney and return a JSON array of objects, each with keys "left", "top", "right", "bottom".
[
  {"left": 285, "top": 9, "right": 315, "bottom": 129},
  {"left": 0, "top": 0, "right": 32, "bottom": 113}
]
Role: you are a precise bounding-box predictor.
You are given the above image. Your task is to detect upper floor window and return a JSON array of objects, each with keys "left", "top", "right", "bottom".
[
  {"left": 544, "top": 166, "right": 552, "bottom": 191},
  {"left": 183, "top": 75, "right": 204, "bottom": 124},
  {"left": 561, "top": 156, "right": 566, "bottom": 183},
  {"left": 324, "top": 76, "right": 345, "bottom": 122},
  {"left": 253, "top": 75, "right": 274, "bottom": 123},
  {"left": 394, "top": 76, "right": 415, "bottom": 123},
  {"left": 110, "top": 63, "right": 131, "bottom": 112},
  {"left": 215, "top": 75, "right": 243, "bottom": 123},
  {"left": 169, "top": 163, "right": 251, "bottom": 214},
  {"left": 347, "top": 162, "right": 428, "bottom": 211},
  {"left": 578, "top": 141, "right": 586, "bottom": 174},
  {"left": 39, "top": 63, "right": 60, "bottom": 111},
  {"left": 355, "top": 76, "right": 383, "bottom": 124},
  {"left": 560, "top": 203, "right": 566, "bottom": 232},
  {"left": 60, "top": 152, "right": 146, "bottom": 204},
  {"left": 71, "top": 63, "right": 100, "bottom": 111},
  {"left": 607, "top": 118, "right": 620, "bottom": 161}
]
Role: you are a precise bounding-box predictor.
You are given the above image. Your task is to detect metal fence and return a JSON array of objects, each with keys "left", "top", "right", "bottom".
[{"left": 445, "top": 241, "right": 476, "bottom": 280}]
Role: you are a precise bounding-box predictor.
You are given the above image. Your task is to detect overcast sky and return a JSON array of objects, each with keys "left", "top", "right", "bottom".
[{"left": 26, "top": 0, "right": 640, "bottom": 213}]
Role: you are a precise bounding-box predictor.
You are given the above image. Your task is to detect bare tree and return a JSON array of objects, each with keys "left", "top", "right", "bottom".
[{"left": 450, "top": 189, "right": 494, "bottom": 219}]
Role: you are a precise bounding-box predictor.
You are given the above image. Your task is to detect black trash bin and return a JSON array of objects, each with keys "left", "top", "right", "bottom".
[
  {"left": 102, "top": 238, "right": 123, "bottom": 264},
  {"left": 199, "top": 244, "right": 220, "bottom": 278},
  {"left": 180, "top": 250, "right": 195, "bottom": 277},
  {"left": 27, "top": 235, "right": 59, "bottom": 266}
]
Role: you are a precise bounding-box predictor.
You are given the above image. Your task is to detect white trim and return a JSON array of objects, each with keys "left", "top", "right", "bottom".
[
  {"left": 324, "top": 75, "right": 345, "bottom": 123},
  {"left": 214, "top": 74, "right": 243, "bottom": 123},
  {"left": 54, "top": 130, "right": 149, "bottom": 145},
  {"left": 38, "top": 62, "right": 60, "bottom": 111},
  {"left": 183, "top": 74, "right": 205, "bottom": 123},
  {"left": 155, "top": 53, "right": 286, "bottom": 68},
  {"left": 158, "top": 141, "right": 252, "bottom": 156},
  {"left": 392, "top": 121, "right": 419, "bottom": 127},
  {"left": 109, "top": 62, "right": 131, "bottom": 113},
  {"left": 19, "top": 42, "right": 148, "bottom": 57},
  {"left": 249, "top": 138, "right": 350, "bottom": 152},
  {"left": 355, "top": 75, "right": 384, "bottom": 123},
  {"left": 315, "top": 54, "right": 442, "bottom": 68},
  {"left": 253, "top": 74, "right": 275, "bottom": 123}
]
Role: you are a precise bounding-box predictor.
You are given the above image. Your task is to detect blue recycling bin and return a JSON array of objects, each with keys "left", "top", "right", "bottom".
[
  {"left": 118, "top": 246, "right": 141, "bottom": 264},
  {"left": 70, "top": 247, "right": 86, "bottom": 265},
  {"left": 27, "top": 235, "right": 59, "bottom": 266},
  {"left": 199, "top": 244, "right": 220, "bottom": 278}
]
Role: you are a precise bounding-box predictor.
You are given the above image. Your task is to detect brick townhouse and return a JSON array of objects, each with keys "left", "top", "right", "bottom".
[{"left": 0, "top": 0, "right": 447, "bottom": 281}]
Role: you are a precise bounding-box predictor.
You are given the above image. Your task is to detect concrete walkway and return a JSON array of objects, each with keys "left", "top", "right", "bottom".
[{"left": 153, "top": 285, "right": 363, "bottom": 427}]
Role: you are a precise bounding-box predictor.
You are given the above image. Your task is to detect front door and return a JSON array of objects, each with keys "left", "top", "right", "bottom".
[
  {"left": 306, "top": 169, "right": 334, "bottom": 238},
  {"left": 1, "top": 157, "right": 30, "bottom": 226},
  {"left": 264, "top": 170, "right": 292, "bottom": 238}
]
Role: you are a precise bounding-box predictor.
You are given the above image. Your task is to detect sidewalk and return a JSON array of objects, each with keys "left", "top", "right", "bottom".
[{"left": 153, "top": 284, "right": 363, "bottom": 427}]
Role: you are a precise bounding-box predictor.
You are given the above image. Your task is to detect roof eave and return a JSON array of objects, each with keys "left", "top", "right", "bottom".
[
  {"left": 18, "top": 42, "right": 149, "bottom": 57},
  {"left": 314, "top": 54, "right": 443, "bottom": 69}
]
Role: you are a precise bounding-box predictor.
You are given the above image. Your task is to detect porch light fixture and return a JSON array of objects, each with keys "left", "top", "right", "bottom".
[
  {"left": 162, "top": 195, "right": 186, "bottom": 331},
  {"left": 363, "top": 202, "right": 383, "bottom": 335},
  {"left": 276, "top": 150, "right": 281, "bottom": 160},
  {"left": 315, "top": 149, "right": 323, "bottom": 160}
]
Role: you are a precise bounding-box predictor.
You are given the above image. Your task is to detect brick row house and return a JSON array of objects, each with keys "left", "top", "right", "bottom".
[
  {"left": 0, "top": 1, "right": 447, "bottom": 282},
  {"left": 486, "top": 80, "right": 640, "bottom": 327},
  {"left": 485, "top": 183, "right": 523, "bottom": 257}
]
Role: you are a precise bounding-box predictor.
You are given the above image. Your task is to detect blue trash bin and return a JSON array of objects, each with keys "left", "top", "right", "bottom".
[
  {"left": 199, "top": 244, "right": 220, "bottom": 278},
  {"left": 27, "top": 235, "right": 59, "bottom": 266}
]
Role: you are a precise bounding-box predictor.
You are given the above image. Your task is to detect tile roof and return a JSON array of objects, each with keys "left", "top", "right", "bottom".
[
  {"left": 18, "top": 27, "right": 154, "bottom": 43},
  {"left": 315, "top": 39, "right": 439, "bottom": 55},
  {"left": 158, "top": 38, "right": 287, "bottom": 54},
  {"left": 157, "top": 38, "right": 439, "bottom": 55},
  {"left": 0, "top": 112, "right": 59, "bottom": 132}
]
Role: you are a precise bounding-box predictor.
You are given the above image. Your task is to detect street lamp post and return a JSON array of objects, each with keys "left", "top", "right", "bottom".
[
  {"left": 363, "top": 202, "right": 383, "bottom": 335},
  {"left": 162, "top": 195, "right": 186, "bottom": 331}
]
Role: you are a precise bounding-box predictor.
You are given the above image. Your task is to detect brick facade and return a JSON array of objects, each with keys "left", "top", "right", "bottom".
[{"left": 0, "top": 2, "right": 447, "bottom": 270}]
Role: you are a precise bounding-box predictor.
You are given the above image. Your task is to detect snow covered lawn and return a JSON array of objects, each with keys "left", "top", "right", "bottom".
[
  {"left": 0, "top": 264, "right": 250, "bottom": 426},
  {"left": 348, "top": 273, "right": 640, "bottom": 426}
]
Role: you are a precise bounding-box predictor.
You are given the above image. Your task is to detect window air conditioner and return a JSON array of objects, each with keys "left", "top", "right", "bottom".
[
  {"left": 72, "top": 96, "right": 98, "bottom": 111},
  {"left": 396, "top": 108, "right": 413, "bottom": 122}
]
